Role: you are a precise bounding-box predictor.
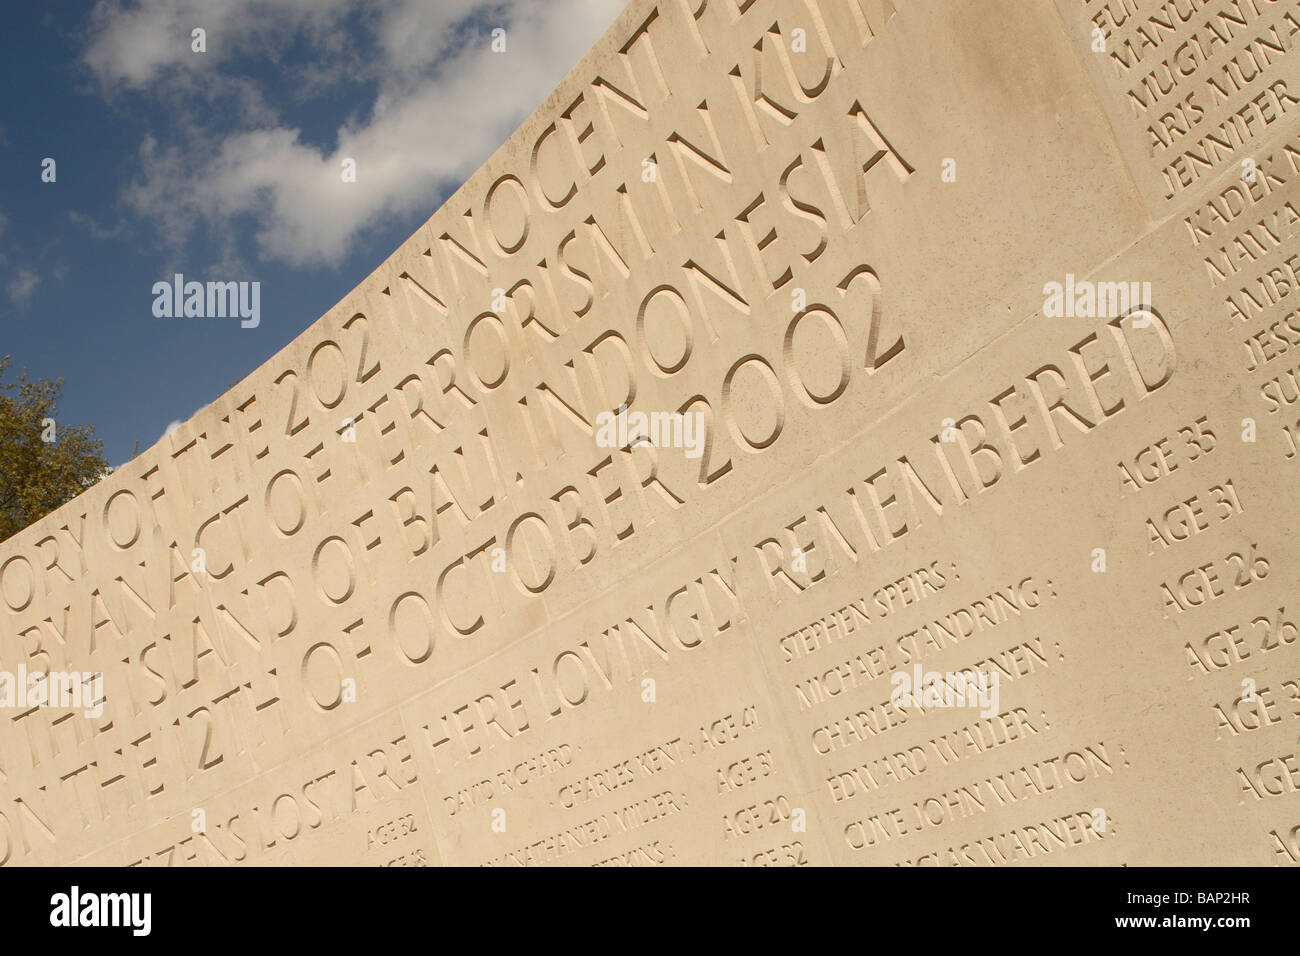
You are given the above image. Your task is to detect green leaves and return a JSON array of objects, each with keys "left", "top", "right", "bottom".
[{"left": 0, "top": 355, "right": 109, "bottom": 542}]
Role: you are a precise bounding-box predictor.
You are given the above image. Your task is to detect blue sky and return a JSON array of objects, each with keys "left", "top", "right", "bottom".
[{"left": 0, "top": 0, "right": 623, "bottom": 467}]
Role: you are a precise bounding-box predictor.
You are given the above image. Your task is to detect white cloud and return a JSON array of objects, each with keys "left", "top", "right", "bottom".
[
  {"left": 92, "top": 0, "right": 625, "bottom": 267},
  {"left": 83, "top": 0, "right": 355, "bottom": 89},
  {"left": 69, "top": 210, "right": 124, "bottom": 240},
  {"left": 7, "top": 267, "right": 39, "bottom": 306},
  {"left": 160, "top": 402, "right": 210, "bottom": 442},
  {"left": 374, "top": 0, "right": 489, "bottom": 83}
]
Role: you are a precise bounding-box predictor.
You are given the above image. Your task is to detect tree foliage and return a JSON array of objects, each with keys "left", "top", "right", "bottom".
[{"left": 0, "top": 355, "right": 109, "bottom": 542}]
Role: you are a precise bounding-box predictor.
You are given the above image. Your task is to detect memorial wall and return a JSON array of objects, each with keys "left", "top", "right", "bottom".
[{"left": 1, "top": 0, "right": 1298, "bottom": 866}]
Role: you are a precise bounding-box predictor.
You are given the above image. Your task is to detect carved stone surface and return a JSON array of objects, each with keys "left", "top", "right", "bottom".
[{"left": 2, "top": 0, "right": 1299, "bottom": 866}]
